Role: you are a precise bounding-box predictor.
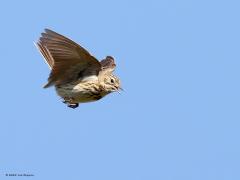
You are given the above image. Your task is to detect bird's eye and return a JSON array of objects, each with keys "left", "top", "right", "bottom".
[{"left": 110, "top": 79, "right": 115, "bottom": 83}]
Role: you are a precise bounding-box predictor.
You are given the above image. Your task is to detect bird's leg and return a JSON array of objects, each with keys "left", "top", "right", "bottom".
[{"left": 62, "top": 97, "right": 79, "bottom": 109}]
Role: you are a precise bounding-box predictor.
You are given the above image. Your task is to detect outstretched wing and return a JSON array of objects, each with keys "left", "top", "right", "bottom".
[{"left": 35, "top": 29, "right": 101, "bottom": 88}]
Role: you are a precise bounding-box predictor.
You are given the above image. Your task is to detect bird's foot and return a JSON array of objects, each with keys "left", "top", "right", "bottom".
[
  {"left": 62, "top": 97, "right": 79, "bottom": 109},
  {"left": 67, "top": 103, "right": 79, "bottom": 109}
]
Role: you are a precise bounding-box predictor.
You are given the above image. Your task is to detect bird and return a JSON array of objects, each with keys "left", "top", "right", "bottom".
[{"left": 35, "top": 29, "right": 121, "bottom": 108}]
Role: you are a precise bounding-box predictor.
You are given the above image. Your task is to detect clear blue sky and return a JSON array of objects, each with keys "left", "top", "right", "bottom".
[{"left": 0, "top": 0, "right": 240, "bottom": 179}]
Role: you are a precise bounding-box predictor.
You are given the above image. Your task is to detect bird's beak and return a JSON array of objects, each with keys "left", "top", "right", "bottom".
[
  {"left": 119, "top": 87, "right": 124, "bottom": 91},
  {"left": 116, "top": 87, "right": 123, "bottom": 94}
]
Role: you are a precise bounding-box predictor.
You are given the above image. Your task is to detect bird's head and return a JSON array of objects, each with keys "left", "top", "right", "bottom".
[{"left": 100, "top": 74, "right": 122, "bottom": 93}]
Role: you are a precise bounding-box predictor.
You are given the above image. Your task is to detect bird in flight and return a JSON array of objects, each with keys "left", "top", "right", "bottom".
[{"left": 35, "top": 29, "right": 121, "bottom": 108}]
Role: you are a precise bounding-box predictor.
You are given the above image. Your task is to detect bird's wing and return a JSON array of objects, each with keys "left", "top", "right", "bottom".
[
  {"left": 35, "top": 42, "right": 54, "bottom": 69},
  {"left": 36, "top": 29, "right": 101, "bottom": 88},
  {"left": 100, "top": 56, "right": 116, "bottom": 73},
  {"left": 98, "top": 56, "right": 116, "bottom": 82}
]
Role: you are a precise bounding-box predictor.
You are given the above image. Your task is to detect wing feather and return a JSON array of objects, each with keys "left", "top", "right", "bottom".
[
  {"left": 100, "top": 56, "right": 116, "bottom": 72},
  {"left": 35, "top": 29, "right": 101, "bottom": 88}
]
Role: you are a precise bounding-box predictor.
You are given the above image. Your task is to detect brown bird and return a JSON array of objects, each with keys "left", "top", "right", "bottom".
[{"left": 35, "top": 29, "right": 121, "bottom": 108}]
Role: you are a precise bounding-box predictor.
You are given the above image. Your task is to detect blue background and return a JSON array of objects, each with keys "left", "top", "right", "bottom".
[{"left": 0, "top": 0, "right": 240, "bottom": 179}]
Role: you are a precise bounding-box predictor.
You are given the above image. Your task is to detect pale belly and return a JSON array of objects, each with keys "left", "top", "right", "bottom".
[{"left": 55, "top": 82, "right": 109, "bottom": 103}]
